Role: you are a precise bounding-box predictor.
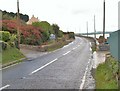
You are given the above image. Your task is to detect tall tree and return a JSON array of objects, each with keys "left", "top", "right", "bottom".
[
  {"left": 52, "top": 24, "right": 59, "bottom": 41},
  {"left": 1, "top": 10, "right": 29, "bottom": 22},
  {"left": 32, "top": 21, "right": 53, "bottom": 34}
]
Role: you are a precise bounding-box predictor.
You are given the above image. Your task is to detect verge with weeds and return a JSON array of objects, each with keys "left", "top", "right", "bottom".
[{"left": 95, "top": 56, "right": 119, "bottom": 89}]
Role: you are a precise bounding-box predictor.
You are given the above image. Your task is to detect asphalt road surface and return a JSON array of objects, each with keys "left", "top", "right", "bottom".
[{"left": 2, "top": 37, "right": 92, "bottom": 90}]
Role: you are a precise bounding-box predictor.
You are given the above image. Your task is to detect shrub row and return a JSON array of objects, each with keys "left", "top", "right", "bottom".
[{"left": 0, "top": 31, "right": 18, "bottom": 50}]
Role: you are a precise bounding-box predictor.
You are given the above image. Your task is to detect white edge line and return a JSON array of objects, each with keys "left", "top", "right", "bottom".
[
  {"left": 63, "top": 51, "right": 71, "bottom": 56},
  {"left": 0, "top": 85, "right": 10, "bottom": 90},
  {"left": 29, "top": 58, "right": 58, "bottom": 75},
  {"left": 73, "top": 48, "right": 76, "bottom": 50},
  {"left": 79, "top": 59, "right": 91, "bottom": 90},
  {"left": 90, "top": 47, "right": 92, "bottom": 52},
  {"left": 79, "top": 65, "right": 88, "bottom": 89}
]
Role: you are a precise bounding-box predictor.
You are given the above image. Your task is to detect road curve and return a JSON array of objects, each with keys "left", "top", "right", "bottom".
[{"left": 2, "top": 37, "right": 92, "bottom": 89}]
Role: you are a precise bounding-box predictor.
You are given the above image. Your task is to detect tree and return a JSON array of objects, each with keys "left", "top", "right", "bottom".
[
  {"left": 1, "top": 10, "right": 29, "bottom": 22},
  {"left": 52, "top": 24, "right": 60, "bottom": 41},
  {"left": 32, "top": 21, "right": 53, "bottom": 34},
  {"left": 1, "top": 20, "right": 43, "bottom": 45},
  {"left": 58, "top": 30, "right": 63, "bottom": 38},
  {"left": 32, "top": 21, "right": 54, "bottom": 42}
]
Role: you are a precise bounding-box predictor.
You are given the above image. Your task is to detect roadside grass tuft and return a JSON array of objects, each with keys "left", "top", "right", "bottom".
[
  {"left": 46, "top": 40, "right": 72, "bottom": 52},
  {"left": 91, "top": 45, "right": 96, "bottom": 52},
  {"left": 95, "top": 57, "right": 119, "bottom": 89},
  {"left": 2, "top": 45, "right": 25, "bottom": 65}
]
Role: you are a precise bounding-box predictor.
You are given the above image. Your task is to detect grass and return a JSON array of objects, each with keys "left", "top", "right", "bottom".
[
  {"left": 2, "top": 46, "right": 25, "bottom": 65},
  {"left": 95, "top": 57, "right": 119, "bottom": 89},
  {"left": 91, "top": 45, "right": 96, "bottom": 52},
  {"left": 46, "top": 40, "right": 70, "bottom": 52}
]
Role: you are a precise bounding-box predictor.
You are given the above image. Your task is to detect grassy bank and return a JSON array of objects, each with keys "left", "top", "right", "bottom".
[
  {"left": 46, "top": 40, "right": 72, "bottom": 52},
  {"left": 2, "top": 46, "right": 25, "bottom": 65},
  {"left": 95, "top": 57, "right": 119, "bottom": 89}
]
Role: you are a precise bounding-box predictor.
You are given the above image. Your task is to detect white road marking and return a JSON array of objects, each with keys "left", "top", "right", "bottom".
[
  {"left": 0, "top": 85, "right": 10, "bottom": 90},
  {"left": 29, "top": 58, "right": 58, "bottom": 75},
  {"left": 90, "top": 48, "right": 92, "bottom": 52},
  {"left": 89, "top": 42, "right": 91, "bottom": 46},
  {"left": 72, "top": 47, "right": 78, "bottom": 50},
  {"left": 79, "top": 59, "right": 91, "bottom": 90},
  {"left": 63, "top": 51, "right": 71, "bottom": 56},
  {"left": 22, "top": 77, "right": 26, "bottom": 79},
  {"left": 72, "top": 48, "right": 76, "bottom": 50},
  {"left": 63, "top": 45, "right": 69, "bottom": 48},
  {"left": 77, "top": 45, "right": 80, "bottom": 47},
  {"left": 79, "top": 65, "right": 88, "bottom": 90}
]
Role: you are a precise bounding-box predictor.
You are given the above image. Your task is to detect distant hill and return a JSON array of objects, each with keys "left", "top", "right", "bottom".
[{"left": 0, "top": 10, "right": 29, "bottom": 22}]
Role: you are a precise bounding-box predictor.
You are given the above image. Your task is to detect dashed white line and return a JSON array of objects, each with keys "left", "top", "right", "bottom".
[
  {"left": 63, "top": 51, "right": 71, "bottom": 56},
  {"left": 72, "top": 47, "right": 77, "bottom": 50},
  {"left": 29, "top": 58, "right": 58, "bottom": 75},
  {"left": 0, "top": 85, "right": 10, "bottom": 90}
]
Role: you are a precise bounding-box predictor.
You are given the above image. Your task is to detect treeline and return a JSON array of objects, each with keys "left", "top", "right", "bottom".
[
  {"left": 1, "top": 10, "right": 29, "bottom": 22},
  {"left": 1, "top": 10, "right": 75, "bottom": 49}
]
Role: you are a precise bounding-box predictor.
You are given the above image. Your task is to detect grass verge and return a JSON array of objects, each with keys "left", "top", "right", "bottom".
[
  {"left": 2, "top": 46, "right": 25, "bottom": 65},
  {"left": 95, "top": 56, "right": 119, "bottom": 89},
  {"left": 46, "top": 40, "right": 72, "bottom": 52},
  {"left": 91, "top": 45, "right": 96, "bottom": 52}
]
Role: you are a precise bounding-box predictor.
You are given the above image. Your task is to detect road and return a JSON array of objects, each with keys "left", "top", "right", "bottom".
[{"left": 2, "top": 37, "right": 93, "bottom": 90}]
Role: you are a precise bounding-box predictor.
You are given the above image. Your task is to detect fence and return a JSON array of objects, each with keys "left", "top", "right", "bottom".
[{"left": 107, "top": 30, "right": 120, "bottom": 61}]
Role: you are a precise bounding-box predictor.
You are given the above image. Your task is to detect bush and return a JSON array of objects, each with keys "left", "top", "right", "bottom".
[
  {"left": 58, "top": 30, "right": 63, "bottom": 38},
  {"left": 68, "top": 32, "right": 75, "bottom": 39},
  {"left": 0, "top": 31, "right": 11, "bottom": 42},
  {"left": 8, "top": 34, "right": 17, "bottom": 48},
  {"left": 42, "top": 31, "right": 50, "bottom": 42},
  {"left": 10, "top": 34, "right": 17, "bottom": 42},
  {"left": 0, "top": 41, "right": 7, "bottom": 50},
  {"left": 8, "top": 42, "right": 15, "bottom": 47}
]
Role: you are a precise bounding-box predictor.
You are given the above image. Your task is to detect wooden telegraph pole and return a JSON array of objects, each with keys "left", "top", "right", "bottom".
[
  {"left": 87, "top": 21, "right": 88, "bottom": 37},
  {"left": 94, "top": 15, "right": 96, "bottom": 39},
  {"left": 103, "top": 0, "right": 105, "bottom": 41},
  {"left": 17, "top": 0, "right": 20, "bottom": 49}
]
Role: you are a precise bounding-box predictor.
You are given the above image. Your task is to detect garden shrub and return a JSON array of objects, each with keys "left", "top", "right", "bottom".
[
  {"left": 0, "top": 31, "right": 11, "bottom": 42},
  {"left": 8, "top": 41, "right": 15, "bottom": 47}
]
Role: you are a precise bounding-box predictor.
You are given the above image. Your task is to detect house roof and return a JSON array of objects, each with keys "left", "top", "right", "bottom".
[{"left": 27, "top": 15, "right": 39, "bottom": 25}]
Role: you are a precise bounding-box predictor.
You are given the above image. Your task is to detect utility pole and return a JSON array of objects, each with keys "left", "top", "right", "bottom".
[
  {"left": 94, "top": 15, "right": 96, "bottom": 39},
  {"left": 87, "top": 21, "right": 88, "bottom": 37},
  {"left": 17, "top": 0, "right": 20, "bottom": 49},
  {"left": 79, "top": 27, "right": 81, "bottom": 36},
  {"left": 103, "top": 0, "right": 105, "bottom": 40}
]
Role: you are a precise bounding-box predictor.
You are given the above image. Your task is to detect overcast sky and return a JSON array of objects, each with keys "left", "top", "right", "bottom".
[{"left": 0, "top": 0, "right": 119, "bottom": 33}]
